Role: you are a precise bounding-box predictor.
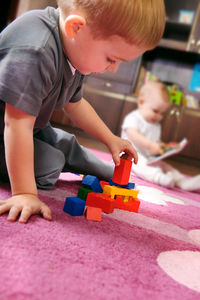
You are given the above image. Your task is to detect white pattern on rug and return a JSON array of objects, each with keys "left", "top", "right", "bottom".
[
  {"left": 136, "top": 185, "right": 185, "bottom": 206},
  {"left": 126, "top": 185, "right": 200, "bottom": 293},
  {"left": 107, "top": 185, "right": 199, "bottom": 247}
]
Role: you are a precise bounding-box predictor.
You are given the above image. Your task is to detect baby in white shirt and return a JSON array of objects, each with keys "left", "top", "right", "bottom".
[{"left": 121, "top": 81, "right": 200, "bottom": 191}]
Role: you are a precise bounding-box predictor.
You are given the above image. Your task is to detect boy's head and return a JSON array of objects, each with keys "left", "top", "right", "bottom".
[
  {"left": 138, "top": 81, "right": 170, "bottom": 123},
  {"left": 57, "top": 0, "right": 166, "bottom": 75}
]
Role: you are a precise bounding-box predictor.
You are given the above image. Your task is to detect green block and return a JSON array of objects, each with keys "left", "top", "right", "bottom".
[{"left": 77, "top": 187, "right": 92, "bottom": 201}]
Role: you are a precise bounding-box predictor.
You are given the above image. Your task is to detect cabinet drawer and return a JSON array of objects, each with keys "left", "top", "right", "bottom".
[
  {"left": 84, "top": 76, "right": 133, "bottom": 94},
  {"left": 83, "top": 87, "right": 125, "bottom": 134}
]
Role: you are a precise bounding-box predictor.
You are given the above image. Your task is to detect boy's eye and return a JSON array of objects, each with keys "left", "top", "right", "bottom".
[{"left": 107, "top": 57, "right": 116, "bottom": 64}]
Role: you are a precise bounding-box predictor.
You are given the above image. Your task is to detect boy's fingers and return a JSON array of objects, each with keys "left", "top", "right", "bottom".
[
  {"left": 126, "top": 148, "right": 138, "bottom": 164},
  {"left": 41, "top": 205, "right": 52, "bottom": 221},
  {"left": 18, "top": 207, "right": 32, "bottom": 223},
  {"left": 121, "top": 141, "right": 138, "bottom": 164},
  {"left": 112, "top": 152, "right": 120, "bottom": 166},
  {"left": 0, "top": 203, "right": 10, "bottom": 215},
  {"left": 7, "top": 206, "right": 21, "bottom": 222}
]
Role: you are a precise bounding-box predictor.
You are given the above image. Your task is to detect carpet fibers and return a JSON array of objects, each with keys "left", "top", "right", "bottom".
[{"left": 0, "top": 149, "right": 200, "bottom": 300}]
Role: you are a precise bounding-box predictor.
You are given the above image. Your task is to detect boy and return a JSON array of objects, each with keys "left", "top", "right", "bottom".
[
  {"left": 121, "top": 81, "right": 200, "bottom": 191},
  {"left": 0, "top": 0, "right": 166, "bottom": 223}
]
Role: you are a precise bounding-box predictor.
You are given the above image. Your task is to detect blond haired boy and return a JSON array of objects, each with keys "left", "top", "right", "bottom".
[
  {"left": 122, "top": 81, "right": 200, "bottom": 190},
  {"left": 0, "top": 0, "right": 166, "bottom": 223}
]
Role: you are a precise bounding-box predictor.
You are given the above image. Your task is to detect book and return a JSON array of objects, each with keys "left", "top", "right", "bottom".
[
  {"left": 147, "top": 138, "right": 189, "bottom": 165},
  {"left": 189, "top": 63, "right": 200, "bottom": 93}
]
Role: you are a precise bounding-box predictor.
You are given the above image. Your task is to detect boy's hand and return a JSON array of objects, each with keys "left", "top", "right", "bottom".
[
  {"left": 0, "top": 194, "right": 52, "bottom": 223},
  {"left": 107, "top": 135, "right": 138, "bottom": 166}
]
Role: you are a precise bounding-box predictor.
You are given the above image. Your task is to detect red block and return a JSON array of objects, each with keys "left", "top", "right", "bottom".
[
  {"left": 115, "top": 196, "right": 140, "bottom": 213},
  {"left": 86, "top": 206, "right": 102, "bottom": 222},
  {"left": 86, "top": 192, "right": 115, "bottom": 214},
  {"left": 100, "top": 180, "right": 109, "bottom": 190},
  {"left": 112, "top": 158, "right": 132, "bottom": 185}
]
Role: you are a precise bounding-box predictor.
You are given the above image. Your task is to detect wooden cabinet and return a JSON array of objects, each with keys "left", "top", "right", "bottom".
[
  {"left": 12, "top": 0, "right": 57, "bottom": 18},
  {"left": 139, "top": 1, "right": 200, "bottom": 161},
  {"left": 162, "top": 107, "right": 200, "bottom": 160},
  {"left": 83, "top": 85, "right": 125, "bottom": 134},
  {"left": 161, "top": 0, "right": 200, "bottom": 53},
  {"left": 187, "top": 3, "right": 200, "bottom": 53}
]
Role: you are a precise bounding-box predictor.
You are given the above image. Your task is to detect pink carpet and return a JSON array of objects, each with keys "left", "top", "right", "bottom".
[{"left": 0, "top": 149, "right": 200, "bottom": 300}]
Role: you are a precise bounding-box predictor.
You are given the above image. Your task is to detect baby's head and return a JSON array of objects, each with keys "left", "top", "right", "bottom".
[
  {"left": 138, "top": 81, "right": 170, "bottom": 123},
  {"left": 57, "top": 0, "right": 166, "bottom": 74}
]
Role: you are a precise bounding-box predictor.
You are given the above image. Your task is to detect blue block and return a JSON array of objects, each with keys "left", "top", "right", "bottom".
[
  {"left": 82, "top": 175, "right": 103, "bottom": 193},
  {"left": 63, "top": 197, "right": 86, "bottom": 216},
  {"left": 109, "top": 179, "right": 135, "bottom": 189}
]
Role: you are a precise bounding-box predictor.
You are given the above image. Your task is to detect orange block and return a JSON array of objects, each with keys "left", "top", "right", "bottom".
[
  {"left": 112, "top": 158, "right": 132, "bottom": 185},
  {"left": 115, "top": 196, "right": 140, "bottom": 213},
  {"left": 86, "top": 206, "right": 102, "bottom": 222},
  {"left": 86, "top": 192, "right": 115, "bottom": 214}
]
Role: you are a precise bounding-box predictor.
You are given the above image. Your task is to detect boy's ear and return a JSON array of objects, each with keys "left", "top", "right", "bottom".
[{"left": 64, "top": 15, "right": 86, "bottom": 38}]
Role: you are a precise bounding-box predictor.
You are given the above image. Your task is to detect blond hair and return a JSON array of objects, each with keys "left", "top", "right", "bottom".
[
  {"left": 139, "top": 81, "right": 170, "bottom": 104},
  {"left": 57, "top": 0, "right": 166, "bottom": 49}
]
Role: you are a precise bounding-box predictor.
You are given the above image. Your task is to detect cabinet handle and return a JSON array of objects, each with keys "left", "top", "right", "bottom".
[
  {"left": 104, "top": 82, "right": 112, "bottom": 88},
  {"left": 190, "top": 39, "right": 196, "bottom": 46},
  {"left": 169, "top": 108, "right": 181, "bottom": 121}
]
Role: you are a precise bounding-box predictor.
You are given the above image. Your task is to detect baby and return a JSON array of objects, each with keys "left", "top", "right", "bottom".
[{"left": 121, "top": 81, "right": 200, "bottom": 191}]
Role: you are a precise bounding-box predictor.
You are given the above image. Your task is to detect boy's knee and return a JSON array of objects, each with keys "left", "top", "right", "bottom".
[{"left": 35, "top": 149, "right": 65, "bottom": 190}]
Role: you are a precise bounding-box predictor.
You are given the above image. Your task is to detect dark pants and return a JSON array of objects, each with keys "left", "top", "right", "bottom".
[{"left": 0, "top": 125, "right": 114, "bottom": 189}]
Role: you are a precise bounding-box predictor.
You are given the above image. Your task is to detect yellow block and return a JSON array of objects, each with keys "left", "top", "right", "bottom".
[
  {"left": 103, "top": 185, "right": 138, "bottom": 199},
  {"left": 123, "top": 196, "right": 130, "bottom": 202}
]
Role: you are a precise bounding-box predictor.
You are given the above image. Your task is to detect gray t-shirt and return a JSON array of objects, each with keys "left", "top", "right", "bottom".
[{"left": 0, "top": 7, "right": 84, "bottom": 134}]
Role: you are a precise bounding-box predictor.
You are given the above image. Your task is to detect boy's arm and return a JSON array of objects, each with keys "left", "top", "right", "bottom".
[
  {"left": 125, "top": 127, "right": 163, "bottom": 156},
  {"left": 0, "top": 103, "right": 52, "bottom": 223},
  {"left": 64, "top": 98, "right": 138, "bottom": 165},
  {"left": 4, "top": 104, "right": 37, "bottom": 195}
]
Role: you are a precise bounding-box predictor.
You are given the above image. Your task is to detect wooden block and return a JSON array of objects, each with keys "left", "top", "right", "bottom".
[
  {"left": 109, "top": 179, "right": 135, "bottom": 189},
  {"left": 77, "top": 187, "right": 92, "bottom": 201},
  {"left": 82, "top": 175, "right": 103, "bottom": 193},
  {"left": 115, "top": 196, "right": 140, "bottom": 212},
  {"left": 112, "top": 158, "right": 132, "bottom": 185},
  {"left": 63, "top": 197, "right": 85, "bottom": 216},
  {"left": 99, "top": 180, "right": 109, "bottom": 190},
  {"left": 86, "top": 192, "right": 115, "bottom": 214},
  {"left": 103, "top": 185, "right": 139, "bottom": 199},
  {"left": 86, "top": 206, "right": 102, "bottom": 222}
]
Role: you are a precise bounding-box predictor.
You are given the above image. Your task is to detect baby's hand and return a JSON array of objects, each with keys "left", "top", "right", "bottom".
[
  {"left": 149, "top": 141, "right": 164, "bottom": 156},
  {"left": 0, "top": 194, "right": 52, "bottom": 223},
  {"left": 107, "top": 135, "right": 138, "bottom": 166}
]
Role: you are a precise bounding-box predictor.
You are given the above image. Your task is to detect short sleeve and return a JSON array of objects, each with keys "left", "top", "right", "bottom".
[
  {"left": 68, "top": 74, "right": 84, "bottom": 103},
  {"left": 121, "top": 111, "right": 140, "bottom": 130},
  {"left": 0, "top": 47, "right": 55, "bottom": 116}
]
